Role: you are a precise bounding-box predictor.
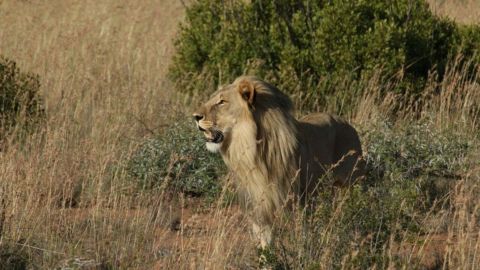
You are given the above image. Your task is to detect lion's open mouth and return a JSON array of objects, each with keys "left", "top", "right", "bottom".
[{"left": 205, "top": 130, "right": 224, "bottom": 144}]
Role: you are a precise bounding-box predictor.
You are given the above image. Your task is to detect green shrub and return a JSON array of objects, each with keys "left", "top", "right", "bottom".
[
  {"left": 456, "top": 24, "right": 480, "bottom": 62},
  {"left": 363, "top": 120, "right": 470, "bottom": 209},
  {"left": 0, "top": 242, "right": 29, "bottom": 270},
  {"left": 126, "top": 120, "right": 226, "bottom": 198},
  {"left": 169, "top": 0, "right": 480, "bottom": 112},
  {"left": 0, "top": 56, "right": 44, "bottom": 138}
]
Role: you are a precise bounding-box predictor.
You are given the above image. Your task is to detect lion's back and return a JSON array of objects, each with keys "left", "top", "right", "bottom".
[{"left": 298, "top": 112, "right": 365, "bottom": 187}]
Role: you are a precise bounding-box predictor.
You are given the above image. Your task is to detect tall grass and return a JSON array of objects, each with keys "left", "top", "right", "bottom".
[
  {"left": 0, "top": 0, "right": 189, "bottom": 268},
  {"left": 0, "top": 0, "right": 479, "bottom": 269}
]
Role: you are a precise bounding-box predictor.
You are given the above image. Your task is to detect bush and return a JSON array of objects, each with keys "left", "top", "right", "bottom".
[
  {"left": 456, "top": 25, "right": 480, "bottom": 61},
  {"left": 0, "top": 56, "right": 44, "bottom": 138},
  {"left": 169, "top": 0, "right": 480, "bottom": 112},
  {"left": 0, "top": 243, "right": 29, "bottom": 270},
  {"left": 363, "top": 119, "right": 470, "bottom": 209},
  {"left": 127, "top": 120, "right": 227, "bottom": 198}
]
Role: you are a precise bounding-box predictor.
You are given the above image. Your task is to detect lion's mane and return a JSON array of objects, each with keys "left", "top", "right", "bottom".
[{"left": 223, "top": 76, "right": 299, "bottom": 226}]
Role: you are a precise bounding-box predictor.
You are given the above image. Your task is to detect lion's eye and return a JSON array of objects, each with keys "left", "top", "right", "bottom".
[{"left": 218, "top": 99, "right": 226, "bottom": 105}]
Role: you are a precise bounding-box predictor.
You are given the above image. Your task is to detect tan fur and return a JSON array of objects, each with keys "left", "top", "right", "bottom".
[{"left": 193, "top": 76, "right": 365, "bottom": 247}]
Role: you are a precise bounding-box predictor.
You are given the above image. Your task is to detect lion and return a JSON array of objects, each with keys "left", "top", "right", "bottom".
[{"left": 193, "top": 76, "right": 365, "bottom": 248}]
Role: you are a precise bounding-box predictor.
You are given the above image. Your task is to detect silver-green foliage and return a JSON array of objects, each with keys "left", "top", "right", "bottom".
[{"left": 127, "top": 121, "right": 226, "bottom": 197}]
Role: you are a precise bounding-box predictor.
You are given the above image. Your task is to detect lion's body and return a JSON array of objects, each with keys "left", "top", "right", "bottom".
[
  {"left": 297, "top": 113, "right": 365, "bottom": 193},
  {"left": 193, "top": 76, "right": 364, "bottom": 247}
]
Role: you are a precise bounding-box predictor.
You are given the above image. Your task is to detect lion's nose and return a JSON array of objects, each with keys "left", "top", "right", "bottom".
[
  {"left": 193, "top": 113, "right": 204, "bottom": 122},
  {"left": 193, "top": 113, "right": 207, "bottom": 131}
]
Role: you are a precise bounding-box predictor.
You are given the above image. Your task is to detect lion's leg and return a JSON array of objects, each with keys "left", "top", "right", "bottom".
[
  {"left": 252, "top": 222, "right": 273, "bottom": 268},
  {"left": 252, "top": 222, "right": 272, "bottom": 249}
]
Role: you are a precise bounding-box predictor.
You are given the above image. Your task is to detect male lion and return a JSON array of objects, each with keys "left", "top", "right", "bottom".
[{"left": 193, "top": 76, "right": 365, "bottom": 248}]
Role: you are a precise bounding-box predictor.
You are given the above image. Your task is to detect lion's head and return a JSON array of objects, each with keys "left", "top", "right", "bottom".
[
  {"left": 192, "top": 77, "right": 251, "bottom": 153},
  {"left": 193, "top": 76, "right": 295, "bottom": 155}
]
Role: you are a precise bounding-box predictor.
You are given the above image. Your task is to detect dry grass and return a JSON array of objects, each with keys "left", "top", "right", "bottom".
[
  {"left": 1, "top": 0, "right": 480, "bottom": 269},
  {"left": 1, "top": 0, "right": 186, "bottom": 268},
  {"left": 0, "top": 1, "right": 261, "bottom": 268},
  {"left": 428, "top": 0, "right": 480, "bottom": 24}
]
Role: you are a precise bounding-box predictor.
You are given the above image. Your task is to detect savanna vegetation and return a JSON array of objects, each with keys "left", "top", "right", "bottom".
[{"left": 0, "top": 0, "right": 479, "bottom": 269}]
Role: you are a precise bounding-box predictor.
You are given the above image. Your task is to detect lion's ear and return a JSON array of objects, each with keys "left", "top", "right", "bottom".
[{"left": 238, "top": 80, "right": 255, "bottom": 105}]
